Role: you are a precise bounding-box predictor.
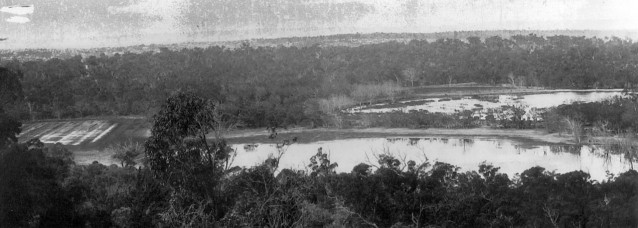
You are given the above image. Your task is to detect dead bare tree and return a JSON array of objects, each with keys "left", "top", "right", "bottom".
[
  {"left": 402, "top": 67, "right": 418, "bottom": 87},
  {"left": 564, "top": 117, "right": 583, "bottom": 143},
  {"left": 543, "top": 204, "right": 560, "bottom": 228}
]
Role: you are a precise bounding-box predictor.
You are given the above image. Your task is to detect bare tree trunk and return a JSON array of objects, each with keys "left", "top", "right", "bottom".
[
  {"left": 27, "top": 102, "right": 34, "bottom": 121},
  {"left": 448, "top": 75, "right": 453, "bottom": 87},
  {"left": 564, "top": 117, "right": 583, "bottom": 143},
  {"left": 508, "top": 72, "right": 516, "bottom": 87},
  {"left": 543, "top": 205, "right": 560, "bottom": 228}
]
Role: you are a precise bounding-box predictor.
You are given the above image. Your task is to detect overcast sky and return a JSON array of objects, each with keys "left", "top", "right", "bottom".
[{"left": 1, "top": 0, "right": 637, "bottom": 49}]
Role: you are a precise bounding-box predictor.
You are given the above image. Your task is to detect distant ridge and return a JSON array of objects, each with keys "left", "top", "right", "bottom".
[
  {"left": 1, "top": 30, "right": 637, "bottom": 61},
  {"left": 208, "top": 29, "right": 638, "bottom": 48}
]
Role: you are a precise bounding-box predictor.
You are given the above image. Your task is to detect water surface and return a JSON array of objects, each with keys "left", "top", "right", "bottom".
[
  {"left": 348, "top": 91, "right": 626, "bottom": 120},
  {"left": 232, "top": 137, "right": 633, "bottom": 181}
]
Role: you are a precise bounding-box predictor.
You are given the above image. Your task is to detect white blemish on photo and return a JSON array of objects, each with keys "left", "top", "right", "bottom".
[
  {"left": 5, "top": 16, "right": 29, "bottom": 23},
  {"left": 0, "top": 4, "right": 34, "bottom": 15}
]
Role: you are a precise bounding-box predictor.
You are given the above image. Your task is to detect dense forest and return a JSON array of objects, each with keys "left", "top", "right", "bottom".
[
  {"left": 1, "top": 91, "right": 638, "bottom": 227},
  {"left": 2, "top": 35, "right": 638, "bottom": 128}
]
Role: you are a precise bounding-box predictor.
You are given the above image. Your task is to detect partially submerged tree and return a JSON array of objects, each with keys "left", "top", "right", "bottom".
[{"left": 564, "top": 117, "right": 583, "bottom": 143}]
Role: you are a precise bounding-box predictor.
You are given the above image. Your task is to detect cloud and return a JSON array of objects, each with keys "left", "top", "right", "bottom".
[
  {"left": 6, "top": 16, "right": 30, "bottom": 23},
  {"left": 0, "top": 4, "right": 34, "bottom": 15},
  {"left": 0, "top": 0, "right": 637, "bottom": 49}
]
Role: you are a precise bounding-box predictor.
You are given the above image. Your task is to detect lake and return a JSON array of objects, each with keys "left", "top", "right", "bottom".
[
  {"left": 348, "top": 91, "right": 627, "bottom": 120},
  {"left": 232, "top": 137, "right": 633, "bottom": 181}
]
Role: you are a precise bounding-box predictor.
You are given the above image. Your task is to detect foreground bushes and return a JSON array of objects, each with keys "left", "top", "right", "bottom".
[{"left": 2, "top": 141, "right": 638, "bottom": 227}]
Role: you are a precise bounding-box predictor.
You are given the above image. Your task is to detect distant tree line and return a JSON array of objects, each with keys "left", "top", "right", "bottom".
[{"left": 2, "top": 35, "right": 638, "bottom": 128}]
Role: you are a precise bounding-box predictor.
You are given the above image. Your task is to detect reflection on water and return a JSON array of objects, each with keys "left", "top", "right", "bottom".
[
  {"left": 349, "top": 91, "right": 626, "bottom": 120},
  {"left": 232, "top": 137, "right": 633, "bottom": 181}
]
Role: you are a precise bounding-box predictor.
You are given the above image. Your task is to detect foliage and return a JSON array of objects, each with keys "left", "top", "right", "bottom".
[
  {"left": 0, "top": 67, "right": 22, "bottom": 149},
  {"left": 109, "top": 140, "right": 143, "bottom": 167},
  {"left": 551, "top": 97, "right": 638, "bottom": 133},
  {"left": 0, "top": 109, "right": 21, "bottom": 149},
  {"left": 0, "top": 67, "right": 22, "bottom": 108},
  {"left": 3, "top": 35, "right": 638, "bottom": 128},
  {"left": 541, "top": 97, "right": 638, "bottom": 145},
  {"left": 346, "top": 110, "right": 479, "bottom": 129},
  {"left": 145, "top": 91, "right": 230, "bottom": 180},
  {"left": 5, "top": 137, "right": 638, "bottom": 227},
  {"left": 308, "top": 147, "right": 338, "bottom": 177},
  {"left": 564, "top": 117, "right": 584, "bottom": 143},
  {"left": 144, "top": 91, "right": 237, "bottom": 225},
  {"left": 0, "top": 139, "right": 75, "bottom": 227}
]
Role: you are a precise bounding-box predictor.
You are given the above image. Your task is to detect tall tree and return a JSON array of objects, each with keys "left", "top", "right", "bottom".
[
  {"left": 0, "top": 67, "right": 22, "bottom": 107},
  {"left": 0, "top": 67, "right": 23, "bottom": 149},
  {"left": 144, "top": 91, "right": 236, "bottom": 223}
]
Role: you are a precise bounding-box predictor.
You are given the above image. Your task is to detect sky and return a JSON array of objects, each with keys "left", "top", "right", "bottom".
[{"left": 0, "top": 0, "right": 637, "bottom": 49}]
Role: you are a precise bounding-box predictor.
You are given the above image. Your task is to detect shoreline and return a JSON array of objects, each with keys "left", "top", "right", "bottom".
[
  {"left": 224, "top": 127, "right": 575, "bottom": 146},
  {"left": 416, "top": 88, "right": 625, "bottom": 98},
  {"left": 71, "top": 126, "right": 576, "bottom": 168}
]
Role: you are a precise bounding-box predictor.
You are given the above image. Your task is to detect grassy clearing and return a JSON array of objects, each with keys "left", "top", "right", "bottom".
[
  {"left": 19, "top": 117, "right": 150, "bottom": 151},
  {"left": 73, "top": 149, "right": 119, "bottom": 166}
]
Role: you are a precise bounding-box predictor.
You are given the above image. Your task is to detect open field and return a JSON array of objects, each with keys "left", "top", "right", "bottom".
[
  {"left": 19, "top": 117, "right": 150, "bottom": 150},
  {"left": 18, "top": 117, "right": 150, "bottom": 165}
]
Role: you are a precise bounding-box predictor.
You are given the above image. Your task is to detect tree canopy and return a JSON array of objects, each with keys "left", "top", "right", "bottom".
[{"left": 2, "top": 35, "right": 637, "bottom": 128}]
